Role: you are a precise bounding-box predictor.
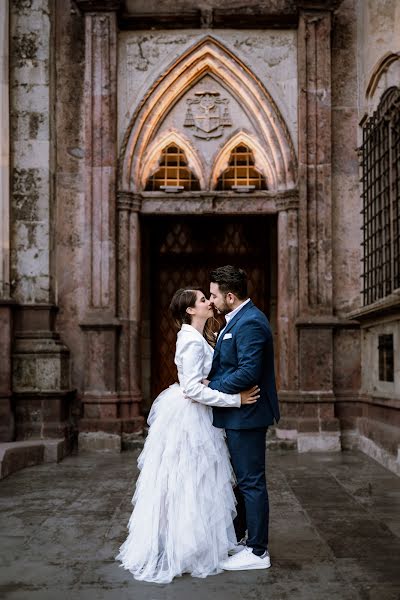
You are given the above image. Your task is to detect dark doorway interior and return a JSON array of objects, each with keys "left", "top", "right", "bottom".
[{"left": 141, "top": 215, "right": 277, "bottom": 409}]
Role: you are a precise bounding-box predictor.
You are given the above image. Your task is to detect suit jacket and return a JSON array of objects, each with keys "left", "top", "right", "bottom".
[{"left": 209, "top": 300, "right": 280, "bottom": 429}]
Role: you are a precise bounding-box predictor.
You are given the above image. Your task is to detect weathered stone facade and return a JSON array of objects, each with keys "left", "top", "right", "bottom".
[{"left": 0, "top": 0, "right": 399, "bottom": 477}]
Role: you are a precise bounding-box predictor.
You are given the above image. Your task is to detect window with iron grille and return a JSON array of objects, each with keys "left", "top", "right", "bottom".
[
  {"left": 216, "top": 144, "right": 267, "bottom": 191},
  {"left": 145, "top": 144, "right": 201, "bottom": 191},
  {"left": 378, "top": 334, "right": 394, "bottom": 382},
  {"left": 360, "top": 87, "right": 400, "bottom": 305}
]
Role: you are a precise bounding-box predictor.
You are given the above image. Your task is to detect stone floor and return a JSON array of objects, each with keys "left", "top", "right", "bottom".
[{"left": 0, "top": 449, "right": 400, "bottom": 600}]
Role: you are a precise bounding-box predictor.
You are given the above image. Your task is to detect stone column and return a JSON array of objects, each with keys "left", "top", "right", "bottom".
[
  {"left": 277, "top": 209, "right": 299, "bottom": 392},
  {"left": 295, "top": 2, "right": 340, "bottom": 451},
  {"left": 0, "top": 1, "right": 14, "bottom": 442},
  {"left": 117, "top": 192, "right": 144, "bottom": 444},
  {"left": 76, "top": 1, "right": 141, "bottom": 450},
  {"left": 9, "top": 0, "right": 73, "bottom": 450}
]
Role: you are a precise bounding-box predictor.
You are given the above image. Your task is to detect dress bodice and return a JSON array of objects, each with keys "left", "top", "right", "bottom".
[
  {"left": 175, "top": 325, "right": 214, "bottom": 385},
  {"left": 173, "top": 324, "right": 240, "bottom": 409}
]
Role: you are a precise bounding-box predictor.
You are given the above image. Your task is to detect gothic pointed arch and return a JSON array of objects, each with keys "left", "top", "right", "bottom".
[
  {"left": 119, "top": 36, "right": 297, "bottom": 192},
  {"left": 210, "top": 131, "right": 273, "bottom": 190},
  {"left": 141, "top": 131, "right": 205, "bottom": 191},
  {"left": 364, "top": 52, "right": 400, "bottom": 116}
]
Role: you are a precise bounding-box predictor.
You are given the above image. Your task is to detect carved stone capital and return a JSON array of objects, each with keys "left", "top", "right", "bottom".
[
  {"left": 74, "top": 0, "right": 123, "bottom": 13},
  {"left": 117, "top": 191, "right": 142, "bottom": 212}
]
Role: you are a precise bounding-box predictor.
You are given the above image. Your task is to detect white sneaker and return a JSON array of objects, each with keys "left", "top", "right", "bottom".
[
  {"left": 228, "top": 537, "right": 247, "bottom": 556},
  {"left": 220, "top": 546, "right": 271, "bottom": 570}
]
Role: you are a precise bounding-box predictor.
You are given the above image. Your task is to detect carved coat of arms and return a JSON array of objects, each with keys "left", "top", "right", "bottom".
[{"left": 184, "top": 91, "right": 232, "bottom": 139}]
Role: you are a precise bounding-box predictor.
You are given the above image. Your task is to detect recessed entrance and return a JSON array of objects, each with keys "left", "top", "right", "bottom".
[{"left": 140, "top": 215, "right": 277, "bottom": 411}]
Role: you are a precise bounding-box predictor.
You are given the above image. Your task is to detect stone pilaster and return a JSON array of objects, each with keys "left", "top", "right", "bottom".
[
  {"left": 0, "top": 0, "right": 10, "bottom": 301},
  {"left": 0, "top": 0, "right": 14, "bottom": 442},
  {"left": 9, "top": 0, "right": 73, "bottom": 451},
  {"left": 117, "top": 192, "right": 144, "bottom": 444},
  {"left": 76, "top": 2, "right": 141, "bottom": 450},
  {"left": 294, "top": 3, "right": 340, "bottom": 450},
  {"left": 277, "top": 209, "right": 299, "bottom": 393}
]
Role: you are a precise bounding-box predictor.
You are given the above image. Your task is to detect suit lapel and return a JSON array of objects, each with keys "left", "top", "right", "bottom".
[{"left": 213, "top": 300, "right": 254, "bottom": 361}]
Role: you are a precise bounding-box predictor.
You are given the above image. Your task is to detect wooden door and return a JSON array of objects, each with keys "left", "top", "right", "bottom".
[{"left": 148, "top": 216, "right": 272, "bottom": 399}]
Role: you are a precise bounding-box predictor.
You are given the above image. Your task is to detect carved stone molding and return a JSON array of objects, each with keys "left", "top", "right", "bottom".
[
  {"left": 136, "top": 190, "right": 299, "bottom": 215},
  {"left": 119, "top": 36, "right": 297, "bottom": 193},
  {"left": 116, "top": 191, "right": 142, "bottom": 212}
]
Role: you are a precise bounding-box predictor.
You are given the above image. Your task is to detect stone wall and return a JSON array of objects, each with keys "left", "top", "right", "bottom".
[
  {"left": 3, "top": 0, "right": 399, "bottom": 470},
  {"left": 334, "top": 0, "right": 400, "bottom": 474}
]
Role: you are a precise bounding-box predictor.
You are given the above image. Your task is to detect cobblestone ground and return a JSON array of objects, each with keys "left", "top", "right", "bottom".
[{"left": 0, "top": 449, "right": 400, "bottom": 600}]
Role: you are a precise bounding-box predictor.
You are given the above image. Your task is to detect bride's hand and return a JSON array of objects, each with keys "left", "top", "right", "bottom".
[
  {"left": 201, "top": 379, "right": 210, "bottom": 386},
  {"left": 240, "top": 385, "right": 260, "bottom": 405}
]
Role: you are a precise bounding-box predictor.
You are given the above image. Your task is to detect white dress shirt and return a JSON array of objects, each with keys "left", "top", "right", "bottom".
[{"left": 217, "top": 298, "right": 251, "bottom": 340}]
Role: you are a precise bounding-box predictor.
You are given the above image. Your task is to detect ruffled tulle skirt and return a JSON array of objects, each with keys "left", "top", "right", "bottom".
[{"left": 115, "top": 383, "right": 237, "bottom": 584}]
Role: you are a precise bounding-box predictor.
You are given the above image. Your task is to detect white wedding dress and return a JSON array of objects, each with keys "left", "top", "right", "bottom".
[{"left": 116, "top": 323, "right": 241, "bottom": 584}]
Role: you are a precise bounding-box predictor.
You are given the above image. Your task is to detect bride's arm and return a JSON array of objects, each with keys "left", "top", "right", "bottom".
[{"left": 180, "top": 338, "right": 241, "bottom": 408}]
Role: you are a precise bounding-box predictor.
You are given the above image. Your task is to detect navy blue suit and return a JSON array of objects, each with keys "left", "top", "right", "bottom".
[{"left": 208, "top": 300, "right": 279, "bottom": 555}]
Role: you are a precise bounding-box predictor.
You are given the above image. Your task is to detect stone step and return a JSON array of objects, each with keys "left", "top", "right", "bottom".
[
  {"left": 266, "top": 438, "right": 297, "bottom": 451},
  {"left": 121, "top": 427, "right": 297, "bottom": 452},
  {"left": 0, "top": 439, "right": 66, "bottom": 480}
]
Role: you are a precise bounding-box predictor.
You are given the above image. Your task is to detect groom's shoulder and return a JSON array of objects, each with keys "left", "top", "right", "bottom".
[
  {"left": 246, "top": 303, "right": 269, "bottom": 323},
  {"left": 234, "top": 304, "right": 267, "bottom": 328}
]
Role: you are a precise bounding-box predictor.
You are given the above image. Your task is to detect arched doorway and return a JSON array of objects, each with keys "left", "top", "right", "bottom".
[
  {"left": 116, "top": 36, "right": 298, "bottom": 419},
  {"left": 140, "top": 214, "right": 277, "bottom": 408}
]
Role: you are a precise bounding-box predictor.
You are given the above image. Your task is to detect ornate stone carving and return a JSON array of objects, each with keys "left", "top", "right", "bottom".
[
  {"left": 183, "top": 91, "right": 231, "bottom": 140},
  {"left": 119, "top": 36, "right": 297, "bottom": 192}
]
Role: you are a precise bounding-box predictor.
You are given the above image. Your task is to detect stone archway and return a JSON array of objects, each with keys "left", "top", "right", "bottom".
[
  {"left": 119, "top": 35, "right": 297, "bottom": 193},
  {"left": 115, "top": 36, "right": 300, "bottom": 425}
]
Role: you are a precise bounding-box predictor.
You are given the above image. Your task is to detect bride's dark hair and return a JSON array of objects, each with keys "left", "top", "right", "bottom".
[{"left": 169, "top": 287, "right": 218, "bottom": 347}]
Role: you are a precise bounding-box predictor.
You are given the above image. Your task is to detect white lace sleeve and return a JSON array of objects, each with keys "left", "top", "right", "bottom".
[{"left": 179, "top": 338, "right": 241, "bottom": 408}]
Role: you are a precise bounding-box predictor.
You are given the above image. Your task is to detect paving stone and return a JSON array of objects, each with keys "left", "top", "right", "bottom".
[{"left": 0, "top": 450, "right": 399, "bottom": 600}]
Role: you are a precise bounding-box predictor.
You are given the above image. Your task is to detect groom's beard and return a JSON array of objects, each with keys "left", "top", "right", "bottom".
[{"left": 216, "top": 299, "right": 231, "bottom": 315}]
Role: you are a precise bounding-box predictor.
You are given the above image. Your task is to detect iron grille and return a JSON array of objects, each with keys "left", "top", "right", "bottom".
[
  {"left": 145, "top": 144, "right": 201, "bottom": 191},
  {"left": 360, "top": 87, "right": 400, "bottom": 305},
  {"left": 216, "top": 144, "right": 267, "bottom": 190}
]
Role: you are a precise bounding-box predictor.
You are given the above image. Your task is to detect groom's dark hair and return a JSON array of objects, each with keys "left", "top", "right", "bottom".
[{"left": 209, "top": 265, "right": 248, "bottom": 299}]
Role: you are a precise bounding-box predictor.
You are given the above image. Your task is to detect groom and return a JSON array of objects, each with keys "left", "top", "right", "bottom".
[{"left": 207, "top": 265, "right": 280, "bottom": 570}]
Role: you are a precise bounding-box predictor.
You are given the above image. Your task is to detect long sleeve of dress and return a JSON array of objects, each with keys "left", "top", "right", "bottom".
[{"left": 179, "top": 338, "right": 241, "bottom": 408}]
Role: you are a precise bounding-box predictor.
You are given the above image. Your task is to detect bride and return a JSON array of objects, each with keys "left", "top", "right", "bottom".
[{"left": 116, "top": 287, "right": 260, "bottom": 584}]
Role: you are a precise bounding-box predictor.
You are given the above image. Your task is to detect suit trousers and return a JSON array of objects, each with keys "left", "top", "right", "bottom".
[{"left": 225, "top": 428, "right": 269, "bottom": 556}]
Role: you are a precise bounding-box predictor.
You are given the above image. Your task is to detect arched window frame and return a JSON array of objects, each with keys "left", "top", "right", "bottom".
[
  {"left": 215, "top": 144, "right": 267, "bottom": 191},
  {"left": 140, "top": 132, "right": 204, "bottom": 191},
  {"left": 210, "top": 132, "right": 272, "bottom": 190}
]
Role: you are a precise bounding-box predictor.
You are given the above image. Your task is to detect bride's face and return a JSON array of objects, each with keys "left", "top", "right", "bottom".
[{"left": 188, "top": 290, "right": 214, "bottom": 320}]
